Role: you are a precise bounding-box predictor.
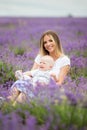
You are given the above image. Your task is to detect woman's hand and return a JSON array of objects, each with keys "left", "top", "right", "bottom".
[
  {"left": 50, "top": 73, "right": 58, "bottom": 82},
  {"left": 51, "top": 65, "right": 70, "bottom": 85},
  {"left": 57, "top": 65, "right": 70, "bottom": 85}
]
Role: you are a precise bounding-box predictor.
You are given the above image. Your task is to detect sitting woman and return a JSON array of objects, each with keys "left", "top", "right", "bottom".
[
  {"left": 15, "top": 55, "right": 55, "bottom": 86},
  {"left": 8, "top": 30, "right": 71, "bottom": 105}
]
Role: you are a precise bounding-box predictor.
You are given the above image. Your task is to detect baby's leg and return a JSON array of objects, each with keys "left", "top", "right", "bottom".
[
  {"left": 13, "top": 92, "right": 27, "bottom": 106},
  {"left": 7, "top": 87, "right": 20, "bottom": 102}
]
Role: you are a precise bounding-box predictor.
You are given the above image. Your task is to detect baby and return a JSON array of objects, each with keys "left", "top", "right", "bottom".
[
  {"left": 15, "top": 55, "right": 55, "bottom": 86},
  {"left": 6, "top": 55, "right": 55, "bottom": 105}
]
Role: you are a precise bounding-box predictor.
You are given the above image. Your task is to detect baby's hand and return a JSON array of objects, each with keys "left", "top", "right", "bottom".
[
  {"left": 15, "top": 70, "right": 23, "bottom": 79},
  {"left": 23, "top": 71, "right": 32, "bottom": 77}
]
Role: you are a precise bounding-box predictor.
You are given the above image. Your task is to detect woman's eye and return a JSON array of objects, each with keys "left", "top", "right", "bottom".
[
  {"left": 43, "top": 41, "right": 47, "bottom": 44},
  {"left": 43, "top": 39, "right": 53, "bottom": 44},
  {"left": 49, "top": 39, "right": 53, "bottom": 42}
]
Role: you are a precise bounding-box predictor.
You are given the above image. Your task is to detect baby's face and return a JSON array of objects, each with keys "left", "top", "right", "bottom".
[{"left": 39, "top": 59, "right": 51, "bottom": 71}]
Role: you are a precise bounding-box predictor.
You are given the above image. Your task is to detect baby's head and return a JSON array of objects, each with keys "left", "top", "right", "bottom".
[{"left": 39, "top": 55, "right": 54, "bottom": 71}]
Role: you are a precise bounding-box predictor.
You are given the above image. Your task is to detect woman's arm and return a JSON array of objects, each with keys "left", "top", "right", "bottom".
[
  {"left": 31, "top": 62, "right": 39, "bottom": 70},
  {"left": 23, "top": 71, "right": 32, "bottom": 77},
  {"left": 56, "top": 65, "right": 70, "bottom": 85},
  {"left": 23, "top": 62, "right": 39, "bottom": 76},
  {"left": 22, "top": 62, "right": 39, "bottom": 76}
]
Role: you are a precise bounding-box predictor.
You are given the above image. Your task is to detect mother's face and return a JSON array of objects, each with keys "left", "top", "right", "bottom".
[{"left": 43, "top": 35, "right": 57, "bottom": 54}]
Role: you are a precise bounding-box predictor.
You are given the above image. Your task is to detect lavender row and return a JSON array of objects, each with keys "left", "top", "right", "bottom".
[{"left": 0, "top": 17, "right": 87, "bottom": 129}]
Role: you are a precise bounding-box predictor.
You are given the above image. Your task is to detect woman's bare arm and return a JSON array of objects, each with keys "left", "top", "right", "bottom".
[
  {"left": 56, "top": 65, "right": 70, "bottom": 85},
  {"left": 31, "top": 62, "right": 39, "bottom": 70},
  {"left": 22, "top": 62, "right": 39, "bottom": 77}
]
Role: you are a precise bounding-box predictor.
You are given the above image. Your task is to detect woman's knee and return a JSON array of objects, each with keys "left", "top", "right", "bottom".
[
  {"left": 17, "top": 93, "right": 27, "bottom": 102},
  {"left": 11, "top": 87, "right": 20, "bottom": 95}
]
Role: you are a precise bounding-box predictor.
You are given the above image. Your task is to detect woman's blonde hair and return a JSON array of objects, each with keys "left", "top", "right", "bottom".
[{"left": 39, "top": 30, "right": 64, "bottom": 57}]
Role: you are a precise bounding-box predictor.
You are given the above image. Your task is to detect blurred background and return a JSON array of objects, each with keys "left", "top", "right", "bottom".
[{"left": 0, "top": 0, "right": 87, "bottom": 17}]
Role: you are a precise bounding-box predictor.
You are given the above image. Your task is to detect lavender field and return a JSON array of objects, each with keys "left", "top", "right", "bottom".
[{"left": 0, "top": 17, "right": 87, "bottom": 130}]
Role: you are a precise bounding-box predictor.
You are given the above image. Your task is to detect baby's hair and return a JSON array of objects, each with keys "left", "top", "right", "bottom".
[{"left": 41, "top": 55, "right": 54, "bottom": 67}]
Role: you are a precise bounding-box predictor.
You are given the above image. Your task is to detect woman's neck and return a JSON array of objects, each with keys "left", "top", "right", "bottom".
[
  {"left": 49, "top": 54, "right": 58, "bottom": 61},
  {"left": 49, "top": 53, "right": 64, "bottom": 61}
]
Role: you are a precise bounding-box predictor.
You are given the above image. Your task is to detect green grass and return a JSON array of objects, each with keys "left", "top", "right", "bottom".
[{"left": 0, "top": 60, "right": 16, "bottom": 83}]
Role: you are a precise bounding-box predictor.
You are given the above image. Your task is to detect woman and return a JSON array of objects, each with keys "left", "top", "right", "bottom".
[
  {"left": 8, "top": 30, "right": 70, "bottom": 105},
  {"left": 31, "top": 30, "right": 70, "bottom": 85}
]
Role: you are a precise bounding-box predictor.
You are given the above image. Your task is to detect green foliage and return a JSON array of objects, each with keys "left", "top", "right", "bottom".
[
  {"left": 0, "top": 60, "right": 15, "bottom": 83},
  {"left": 10, "top": 46, "right": 25, "bottom": 56},
  {"left": 70, "top": 67, "right": 87, "bottom": 81},
  {"left": 1, "top": 102, "right": 87, "bottom": 129},
  {"left": 13, "top": 47, "right": 25, "bottom": 56},
  {"left": 1, "top": 102, "right": 14, "bottom": 114},
  {"left": 76, "top": 30, "right": 83, "bottom": 36},
  {"left": 74, "top": 49, "right": 87, "bottom": 57},
  {"left": 18, "top": 102, "right": 48, "bottom": 125}
]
